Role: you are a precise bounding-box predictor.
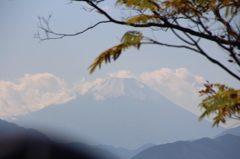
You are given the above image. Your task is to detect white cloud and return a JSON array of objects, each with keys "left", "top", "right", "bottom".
[
  {"left": 0, "top": 73, "right": 75, "bottom": 118},
  {"left": 74, "top": 78, "right": 110, "bottom": 100},
  {"left": 74, "top": 78, "right": 105, "bottom": 95},
  {"left": 139, "top": 68, "right": 206, "bottom": 114},
  {"left": 0, "top": 69, "right": 206, "bottom": 118}
]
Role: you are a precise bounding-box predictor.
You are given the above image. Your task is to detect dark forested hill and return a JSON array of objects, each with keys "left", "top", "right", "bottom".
[
  {"left": 0, "top": 119, "right": 119, "bottom": 159},
  {"left": 131, "top": 134, "right": 240, "bottom": 159}
]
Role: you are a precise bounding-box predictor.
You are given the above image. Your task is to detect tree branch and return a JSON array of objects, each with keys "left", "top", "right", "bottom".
[
  {"left": 35, "top": 16, "right": 111, "bottom": 41},
  {"left": 192, "top": 38, "right": 240, "bottom": 81},
  {"left": 143, "top": 36, "right": 240, "bottom": 81},
  {"left": 39, "top": 0, "right": 240, "bottom": 47},
  {"left": 36, "top": 0, "right": 240, "bottom": 81}
]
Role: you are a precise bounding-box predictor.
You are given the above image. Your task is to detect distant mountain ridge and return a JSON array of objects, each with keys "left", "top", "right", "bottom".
[
  {"left": 215, "top": 125, "right": 240, "bottom": 138},
  {"left": 95, "top": 143, "right": 156, "bottom": 159},
  {"left": 131, "top": 134, "right": 240, "bottom": 159},
  {"left": 11, "top": 78, "right": 224, "bottom": 148}
]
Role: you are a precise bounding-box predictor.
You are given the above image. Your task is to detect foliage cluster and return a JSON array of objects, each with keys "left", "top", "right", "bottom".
[{"left": 199, "top": 83, "right": 240, "bottom": 126}]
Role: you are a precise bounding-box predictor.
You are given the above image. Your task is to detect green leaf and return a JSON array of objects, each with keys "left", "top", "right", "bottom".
[
  {"left": 88, "top": 31, "right": 144, "bottom": 74},
  {"left": 116, "top": 0, "right": 160, "bottom": 12},
  {"left": 126, "top": 15, "right": 161, "bottom": 24},
  {"left": 199, "top": 83, "right": 240, "bottom": 126},
  {"left": 121, "top": 31, "right": 143, "bottom": 43}
]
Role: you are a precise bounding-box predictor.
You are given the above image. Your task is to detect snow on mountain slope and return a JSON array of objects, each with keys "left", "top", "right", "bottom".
[{"left": 83, "top": 78, "right": 168, "bottom": 102}]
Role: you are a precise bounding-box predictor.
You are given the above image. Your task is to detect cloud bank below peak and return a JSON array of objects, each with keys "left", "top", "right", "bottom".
[
  {"left": 0, "top": 68, "right": 206, "bottom": 118},
  {"left": 139, "top": 68, "right": 205, "bottom": 98},
  {"left": 0, "top": 73, "right": 75, "bottom": 118}
]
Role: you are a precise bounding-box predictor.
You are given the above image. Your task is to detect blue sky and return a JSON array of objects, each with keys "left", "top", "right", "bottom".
[{"left": 0, "top": 0, "right": 239, "bottom": 127}]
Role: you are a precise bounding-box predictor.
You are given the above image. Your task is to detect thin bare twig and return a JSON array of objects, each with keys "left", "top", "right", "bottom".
[{"left": 35, "top": 15, "right": 111, "bottom": 41}]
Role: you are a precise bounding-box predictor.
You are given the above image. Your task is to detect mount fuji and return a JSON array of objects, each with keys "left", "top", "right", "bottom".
[{"left": 10, "top": 78, "right": 224, "bottom": 149}]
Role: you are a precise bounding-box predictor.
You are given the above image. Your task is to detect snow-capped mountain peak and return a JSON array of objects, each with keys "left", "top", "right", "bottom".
[{"left": 84, "top": 78, "right": 166, "bottom": 101}]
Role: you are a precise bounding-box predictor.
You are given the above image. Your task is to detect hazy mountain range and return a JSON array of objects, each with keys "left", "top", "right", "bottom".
[
  {"left": 1, "top": 119, "right": 240, "bottom": 159},
  {"left": 9, "top": 78, "right": 224, "bottom": 148},
  {"left": 97, "top": 126, "right": 240, "bottom": 159},
  {"left": 215, "top": 125, "right": 240, "bottom": 138},
  {"left": 95, "top": 143, "right": 156, "bottom": 159}
]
